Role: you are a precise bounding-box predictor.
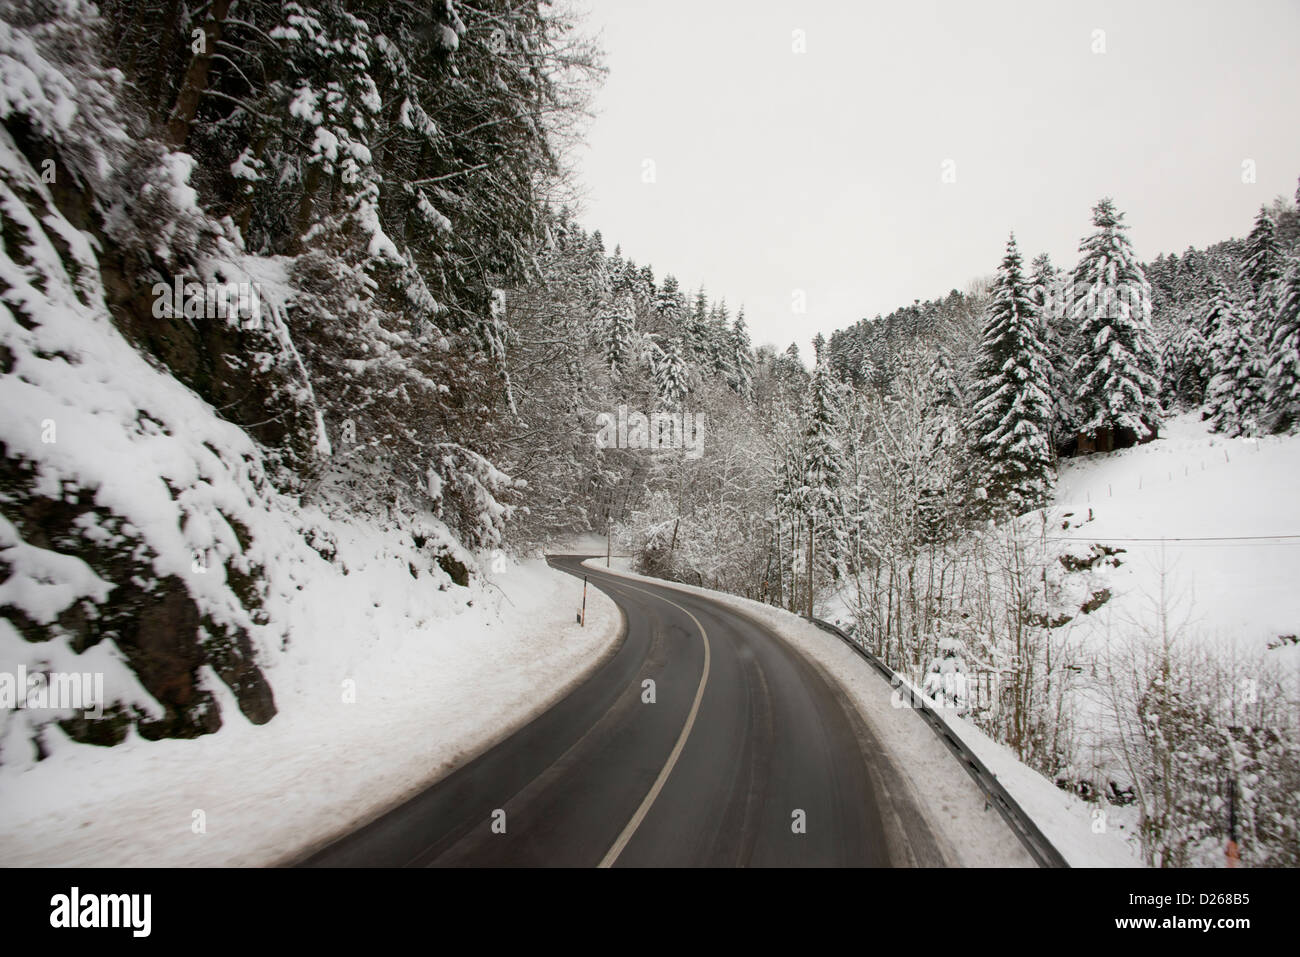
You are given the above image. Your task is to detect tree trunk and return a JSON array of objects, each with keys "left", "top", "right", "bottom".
[
  {"left": 806, "top": 515, "right": 815, "bottom": 619},
  {"left": 165, "top": 0, "right": 232, "bottom": 147}
]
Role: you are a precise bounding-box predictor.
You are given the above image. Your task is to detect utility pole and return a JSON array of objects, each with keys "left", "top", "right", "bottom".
[{"left": 606, "top": 510, "right": 611, "bottom": 569}]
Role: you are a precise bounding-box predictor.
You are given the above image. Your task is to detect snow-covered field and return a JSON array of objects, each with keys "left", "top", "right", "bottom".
[
  {"left": 1053, "top": 411, "right": 1300, "bottom": 662},
  {"left": 0, "top": 556, "right": 619, "bottom": 866}
]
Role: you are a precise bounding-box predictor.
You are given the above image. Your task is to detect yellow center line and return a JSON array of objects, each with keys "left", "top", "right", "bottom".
[{"left": 595, "top": 577, "right": 712, "bottom": 869}]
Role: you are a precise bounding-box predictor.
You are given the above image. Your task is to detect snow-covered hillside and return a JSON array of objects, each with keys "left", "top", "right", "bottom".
[
  {"left": 0, "top": 52, "right": 621, "bottom": 865},
  {"left": 1053, "top": 411, "right": 1300, "bottom": 661},
  {"left": 813, "top": 410, "right": 1300, "bottom": 867}
]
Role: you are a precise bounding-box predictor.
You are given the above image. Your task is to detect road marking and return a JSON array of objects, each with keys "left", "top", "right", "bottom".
[{"left": 597, "top": 579, "right": 712, "bottom": 868}]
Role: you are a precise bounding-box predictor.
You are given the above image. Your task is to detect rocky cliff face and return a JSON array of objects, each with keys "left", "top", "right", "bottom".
[{"left": 1, "top": 23, "right": 282, "bottom": 755}]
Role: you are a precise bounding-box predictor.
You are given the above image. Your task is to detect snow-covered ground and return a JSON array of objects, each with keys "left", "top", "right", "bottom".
[
  {"left": 0, "top": 556, "right": 619, "bottom": 866},
  {"left": 814, "top": 411, "right": 1300, "bottom": 866},
  {"left": 0, "top": 120, "right": 628, "bottom": 867},
  {"left": 882, "top": 663, "right": 1143, "bottom": 868},
  {"left": 586, "top": 558, "right": 1138, "bottom": 866},
  {"left": 1052, "top": 411, "right": 1300, "bottom": 663}
]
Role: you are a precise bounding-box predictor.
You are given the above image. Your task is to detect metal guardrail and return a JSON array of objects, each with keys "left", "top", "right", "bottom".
[{"left": 809, "top": 617, "right": 1070, "bottom": 869}]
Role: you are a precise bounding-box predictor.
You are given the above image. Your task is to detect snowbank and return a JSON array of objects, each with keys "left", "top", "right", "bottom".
[{"left": 0, "top": 556, "right": 619, "bottom": 866}]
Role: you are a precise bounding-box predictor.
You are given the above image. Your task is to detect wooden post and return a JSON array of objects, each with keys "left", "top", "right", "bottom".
[
  {"left": 606, "top": 511, "right": 611, "bottom": 569},
  {"left": 581, "top": 575, "right": 587, "bottom": 626}
]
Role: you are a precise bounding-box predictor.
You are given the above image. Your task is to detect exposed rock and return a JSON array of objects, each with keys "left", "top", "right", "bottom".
[{"left": 1081, "top": 588, "right": 1112, "bottom": 615}]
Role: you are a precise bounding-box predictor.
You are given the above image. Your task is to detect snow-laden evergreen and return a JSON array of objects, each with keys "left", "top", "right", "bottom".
[
  {"left": 1242, "top": 206, "right": 1284, "bottom": 306},
  {"left": 729, "top": 309, "right": 755, "bottom": 398},
  {"left": 649, "top": 338, "right": 689, "bottom": 407},
  {"left": 1266, "top": 257, "right": 1300, "bottom": 431},
  {"left": 1029, "top": 251, "right": 1075, "bottom": 447},
  {"left": 1196, "top": 276, "right": 1268, "bottom": 436},
  {"left": 1068, "top": 199, "right": 1164, "bottom": 445},
  {"left": 969, "top": 234, "right": 1056, "bottom": 513},
  {"left": 800, "top": 360, "right": 846, "bottom": 511},
  {"left": 604, "top": 295, "right": 635, "bottom": 378},
  {"left": 1205, "top": 296, "right": 1267, "bottom": 437}
]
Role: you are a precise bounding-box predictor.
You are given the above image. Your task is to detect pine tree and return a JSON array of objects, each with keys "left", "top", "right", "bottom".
[
  {"left": 656, "top": 274, "right": 683, "bottom": 318},
  {"left": 802, "top": 361, "right": 844, "bottom": 494},
  {"left": 969, "top": 233, "right": 1056, "bottom": 513},
  {"left": 729, "top": 308, "right": 755, "bottom": 397},
  {"left": 797, "top": 358, "right": 846, "bottom": 616},
  {"left": 681, "top": 287, "right": 710, "bottom": 364},
  {"left": 812, "top": 332, "right": 827, "bottom": 365},
  {"left": 777, "top": 341, "right": 805, "bottom": 384},
  {"left": 707, "top": 299, "right": 732, "bottom": 379},
  {"left": 1205, "top": 293, "right": 1267, "bottom": 437},
  {"left": 582, "top": 231, "right": 611, "bottom": 308},
  {"left": 918, "top": 347, "right": 969, "bottom": 540},
  {"left": 1265, "top": 258, "right": 1300, "bottom": 432},
  {"left": 605, "top": 294, "right": 635, "bottom": 378},
  {"left": 1069, "top": 198, "right": 1163, "bottom": 448},
  {"left": 650, "top": 338, "right": 689, "bottom": 407},
  {"left": 1162, "top": 319, "right": 1211, "bottom": 410},
  {"left": 1243, "top": 207, "right": 1283, "bottom": 300},
  {"left": 1029, "top": 251, "right": 1073, "bottom": 444}
]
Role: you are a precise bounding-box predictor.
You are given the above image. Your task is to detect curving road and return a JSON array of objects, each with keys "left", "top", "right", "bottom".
[{"left": 299, "top": 555, "right": 948, "bottom": 867}]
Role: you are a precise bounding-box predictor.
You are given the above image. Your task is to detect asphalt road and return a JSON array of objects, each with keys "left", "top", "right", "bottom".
[{"left": 300, "top": 555, "right": 946, "bottom": 867}]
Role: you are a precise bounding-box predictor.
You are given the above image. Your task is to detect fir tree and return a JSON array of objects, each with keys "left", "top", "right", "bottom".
[
  {"left": 650, "top": 338, "right": 689, "bottom": 407},
  {"left": 778, "top": 341, "right": 804, "bottom": 381},
  {"left": 605, "top": 295, "right": 635, "bottom": 378},
  {"left": 656, "top": 274, "right": 683, "bottom": 318},
  {"left": 1205, "top": 293, "right": 1267, "bottom": 437},
  {"left": 683, "top": 287, "right": 710, "bottom": 363},
  {"left": 1029, "top": 251, "right": 1073, "bottom": 443},
  {"left": 1069, "top": 198, "right": 1163, "bottom": 447},
  {"left": 802, "top": 361, "right": 844, "bottom": 495},
  {"left": 707, "top": 299, "right": 733, "bottom": 378},
  {"left": 1266, "top": 258, "right": 1300, "bottom": 432},
  {"left": 969, "top": 233, "right": 1056, "bottom": 513},
  {"left": 797, "top": 358, "right": 846, "bottom": 614},
  {"left": 1161, "top": 319, "right": 1211, "bottom": 410},
  {"left": 917, "top": 347, "right": 969, "bottom": 540},
  {"left": 729, "top": 308, "right": 755, "bottom": 398},
  {"left": 1242, "top": 206, "right": 1283, "bottom": 300}
]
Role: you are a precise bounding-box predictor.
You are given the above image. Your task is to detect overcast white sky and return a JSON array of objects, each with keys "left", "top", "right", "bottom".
[{"left": 571, "top": 0, "right": 1300, "bottom": 357}]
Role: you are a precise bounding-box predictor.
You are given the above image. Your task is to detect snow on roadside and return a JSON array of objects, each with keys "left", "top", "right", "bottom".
[
  {"left": 0, "top": 556, "right": 619, "bottom": 866},
  {"left": 883, "top": 664, "right": 1144, "bottom": 868},
  {"left": 584, "top": 559, "right": 1138, "bottom": 866}
]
